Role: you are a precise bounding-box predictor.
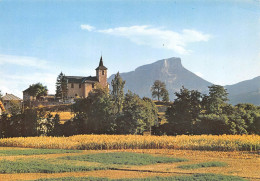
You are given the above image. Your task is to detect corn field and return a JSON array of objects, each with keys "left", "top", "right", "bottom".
[{"left": 0, "top": 135, "right": 259, "bottom": 151}]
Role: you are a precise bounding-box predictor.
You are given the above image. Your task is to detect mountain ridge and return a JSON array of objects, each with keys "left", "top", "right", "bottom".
[
  {"left": 108, "top": 57, "right": 212, "bottom": 100},
  {"left": 108, "top": 57, "right": 260, "bottom": 105}
]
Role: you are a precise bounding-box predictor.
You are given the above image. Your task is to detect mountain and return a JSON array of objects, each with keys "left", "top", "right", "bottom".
[
  {"left": 108, "top": 57, "right": 212, "bottom": 100},
  {"left": 225, "top": 76, "right": 260, "bottom": 105},
  {"left": 108, "top": 57, "right": 260, "bottom": 105}
]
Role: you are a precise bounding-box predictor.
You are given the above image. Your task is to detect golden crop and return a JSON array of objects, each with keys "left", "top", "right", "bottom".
[{"left": 0, "top": 135, "right": 259, "bottom": 151}]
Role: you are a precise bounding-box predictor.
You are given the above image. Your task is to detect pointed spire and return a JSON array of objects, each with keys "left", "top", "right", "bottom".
[
  {"left": 96, "top": 55, "right": 107, "bottom": 70},
  {"left": 99, "top": 56, "right": 104, "bottom": 66}
]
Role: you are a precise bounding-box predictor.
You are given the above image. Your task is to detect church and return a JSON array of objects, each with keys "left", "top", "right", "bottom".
[{"left": 65, "top": 56, "right": 108, "bottom": 99}]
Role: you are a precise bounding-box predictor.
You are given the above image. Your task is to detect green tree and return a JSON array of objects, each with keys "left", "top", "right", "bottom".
[
  {"left": 162, "top": 90, "right": 169, "bottom": 102},
  {"left": 166, "top": 87, "right": 202, "bottom": 135},
  {"left": 202, "top": 85, "right": 229, "bottom": 115},
  {"left": 116, "top": 91, "right": 145, "bottom": 134},
  {"left": 142, "top": 97, "right": 158, "bottom": 133},
  {"left": 27, "top": 83, "right": 48, "bottom": 100},
  {"left": 0, "top": 90, "right": 2, "bottom": 100},
  {"left": 55, "top": 72, "right": 68, "bottom": 100},
  {"left": 116, "top": 92, "right": 158, "bottom": 135},
  {"left": 20, "top": 108, "right": 38, "bottom": 137},
  {"left": 151, "top": 80, "right": 169, "bottom": 101},
  {"left": 232, "top": 104, "right": 260, "bottom": 134},
  {"left": 197, "top": 114, "right": 229, "bottom": 134},
  {"left": 51, "top": 114, "right": 62, "bottom": 136},
  {"left": 111, "top": 72, "right": 125, "bottom": 114},
  {"left": 72, "top": 87, "right": 115, "bottom": 134},
  {"left": 0, "top": 113, "right": 9, "bottom": 138}
]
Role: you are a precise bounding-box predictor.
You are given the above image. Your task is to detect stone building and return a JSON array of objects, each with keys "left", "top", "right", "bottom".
[{"left": 65, "top": 56, "right": 108, "bottom": 99}]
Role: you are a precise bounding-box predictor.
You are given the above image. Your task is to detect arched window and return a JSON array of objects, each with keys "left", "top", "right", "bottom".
[{"left": 102, "top": 70, "right": 105, "bottom": 75}]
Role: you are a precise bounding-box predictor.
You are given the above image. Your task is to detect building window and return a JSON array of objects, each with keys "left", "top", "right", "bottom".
[
  {"left": 75, "top": 94, "right": 78, "bottom": 97},
  {"left": 102, "top": 70, "right": 105, "bottom": 75},
  {"left": 92, "top": 83, "right": 95, "bottom": 88},
  {"left": 79, "top": 84, "right": 81, "bottom": 88},
  {"left": 71, "top": 83, "right": 74, "bottom": 88}
]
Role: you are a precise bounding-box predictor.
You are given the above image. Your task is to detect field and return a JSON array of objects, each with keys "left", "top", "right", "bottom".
[
  {"left": 0, "top": 135, "right": 259, "bottom": 151},
  {"left": 51, "top": 112, "right": 74, "bottom": 124},
  {"left": 0, "top": 135, "right": 259, "bottom": 181}
]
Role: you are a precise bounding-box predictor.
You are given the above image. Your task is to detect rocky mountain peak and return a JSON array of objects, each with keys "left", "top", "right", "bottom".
[{"left": 108, "top": 57, "right": 211, "bottom": 100}]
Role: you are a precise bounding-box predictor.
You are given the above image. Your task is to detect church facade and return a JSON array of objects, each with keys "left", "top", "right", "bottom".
[{"left": 65, "top": 56, "right": 108, "bottom": 99}]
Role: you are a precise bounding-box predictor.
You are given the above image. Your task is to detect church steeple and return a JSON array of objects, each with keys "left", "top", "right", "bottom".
[
  {"left": 99, "top": 56, "right": 104, "bottom": 66},
  {"left": 95, "top": 56, "right": 108, "bottom": 87},
  {"left": 96, "top": 56, "right": 107, "bottom": 70}
]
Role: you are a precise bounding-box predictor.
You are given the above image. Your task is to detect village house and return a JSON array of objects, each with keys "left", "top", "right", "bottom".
[
  {"left": 23, "top": 89, "right": 36, "bottom": 102},
  {"left": 1, "top": 93, "right": 22, "bottom": 113},
  {"left": 65, "top": 56, "right": 108, "bottom": 99}
]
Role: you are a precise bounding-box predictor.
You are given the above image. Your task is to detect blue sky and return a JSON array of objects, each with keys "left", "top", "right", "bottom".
[{"left": 0, "top": 0, "right": 260, "bottom": 97}]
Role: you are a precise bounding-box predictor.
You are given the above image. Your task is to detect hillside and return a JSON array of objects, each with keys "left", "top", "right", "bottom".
[{"left": 225, "top": 76, "right": 260, "bottom": 105}]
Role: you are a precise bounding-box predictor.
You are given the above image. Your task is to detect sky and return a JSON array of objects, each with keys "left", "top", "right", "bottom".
[{"left": 0, "top": 0, "right": 260, "bottom": 98}]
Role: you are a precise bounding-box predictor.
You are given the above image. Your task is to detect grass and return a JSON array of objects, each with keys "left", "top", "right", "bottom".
[
  {"left": 0, "top": 149, "right": 81, "bottom": 156},
  {"left": 60, "top": 152, "right": 187, "bottom": 165},
  {"left": 177, "top": 161, "right": 227, "bottom": 170},
  {"left": 32, "top": 174, "right": 247, "bottom": 181},
  {"left": 0, "top": 159, "right": 108, "bottom": 173}
]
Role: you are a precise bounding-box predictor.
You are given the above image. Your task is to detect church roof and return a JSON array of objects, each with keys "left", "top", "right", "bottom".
[
  {"left": 65, "top": 76, "right": 98, "bottom": 84},
  {"left": 2, "top": 94, "right": 22, "bottom": 101},
  {"left": 96, "top": 56, "right": 107, "bottom": 70}
]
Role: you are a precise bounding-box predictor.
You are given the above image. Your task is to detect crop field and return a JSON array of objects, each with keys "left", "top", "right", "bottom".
[
  {"left": 51, "top": 112, "right": 74, "bottom": 124},
  {"left": 0, "top": 135, "right": 259, "bottom": 180},
  {"left": 0, "top": 134, "right": 259, "bottom": 151}
]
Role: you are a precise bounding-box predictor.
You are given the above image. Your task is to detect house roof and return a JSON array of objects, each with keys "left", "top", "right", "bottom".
[
  {"left": 2, "top": 94, "right": 22, "bottom": 101},
  {"left": 65, "top": 76, "right": 98, "bottom": 84},
  {"left": 0, "top": 101, "right": 5, "bottom": 112}
]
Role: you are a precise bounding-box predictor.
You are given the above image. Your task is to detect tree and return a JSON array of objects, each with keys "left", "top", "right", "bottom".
[
  {"left": 116, "top": 92, "right": 158, "bottom": 135},
  {"left": 162, "top": 90, "right": 169, "bottom": 102},
  {"left": 202, "top": 85, "right": 229, "bottom": 115},
  {"left": 116, "top": 91, "right": 145, "bottom": 134},
  {"left": 0, "top": 90, "right": 2, "bottom": 100},
  {"left": 0, "top": 113, "right": 9, "bottom": 138},
  {"left": 111, "top": 72, "right": 125, "bottom": 113},
  {"left": 151, "top": 80, "right": 169, "bottom": 101},
  {"left": 27, "top": 83, "right": 48, "bottom": 100},
  {"left": 55, "top": 72, "right": 68, "bottom": 100},
  {"left": 142, "top": 97, "right": 158, "bottom": 133},
  {"left": 166, "top": 87, "right": 202, "bottom": 135},
  {"left": 20, "top": 108, "right": 38, "bottom": 137},
  {"left": 72, "top": 87, "right": 115, "bottom": 134}
]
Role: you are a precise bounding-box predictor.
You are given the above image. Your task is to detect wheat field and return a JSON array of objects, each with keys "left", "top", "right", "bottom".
[{"left": 0, "top": 135, "right": 259, "bottom": 151}]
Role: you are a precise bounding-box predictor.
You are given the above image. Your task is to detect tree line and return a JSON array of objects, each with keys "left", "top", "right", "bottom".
[
  {"left": 0, "top": 73, "right": 158, "bottom": 137},
  {"left": 0, "top": 75, "right": 259, "bottom": 138},
  {"left": 162, "top": 85, "right": 260, "bottom": 135}
]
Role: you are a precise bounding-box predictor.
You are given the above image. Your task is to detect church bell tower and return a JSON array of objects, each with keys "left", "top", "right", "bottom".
[{"left": 96, "top": 56, "right": 108, "bottom": 87}]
